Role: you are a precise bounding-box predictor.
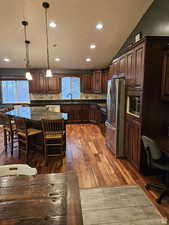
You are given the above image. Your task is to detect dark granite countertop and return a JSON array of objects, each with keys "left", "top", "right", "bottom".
[{"left": 30, "top": 93, "right": 106, "bottom": 101}]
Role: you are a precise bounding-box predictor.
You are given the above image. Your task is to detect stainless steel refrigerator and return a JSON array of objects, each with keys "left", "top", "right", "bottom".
[{"left": 105, "top": 75, "right": 125, "bottom": 157}]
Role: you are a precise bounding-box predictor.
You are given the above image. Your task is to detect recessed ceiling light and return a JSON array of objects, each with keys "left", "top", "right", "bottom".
[
  {"left": 49, "top": 22, "right": 56, "bottom": 28},
  {"left": 55, "top": 57, "right": 61, "bottom": 62},
  {"left": 96, "top": 23, "right": 103, "bottom": 30},
  {"left": 3, "top": 58, "right": 10, "bottom": 62},
  {"left": 86, "top": 58, "right": 91, "bottom": 62},
  {"left": 90, "top": 44, "right": 96, "bottom": 49}
]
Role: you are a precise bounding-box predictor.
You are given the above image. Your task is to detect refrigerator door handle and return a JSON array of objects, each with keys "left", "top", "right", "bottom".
[{"left": 105, "top": 121, "right": 116, "bottom": 129}]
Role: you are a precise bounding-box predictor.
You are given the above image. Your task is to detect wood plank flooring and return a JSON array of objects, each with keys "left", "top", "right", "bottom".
[{"left": 0, "top": 124, "right": 169, "bottom": 220}]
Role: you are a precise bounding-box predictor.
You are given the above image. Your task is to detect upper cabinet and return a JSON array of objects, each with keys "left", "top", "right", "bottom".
[
  {"left": 92, "top": 71, "right": 102, "bottom": 93},
  {"left": 126, "top": 50, "right": 135, "bottom": 86},
  {"left": 119, "top": 56, "right": 126, "bottom": 74},
  {"left": 108, "top": 64, "right": 114, "bottom": 80},
  {"left": 30, "top": 69, "right": 107, "bottom": 95},
  {"left": 46, "top": 77, "right": 61, "bottom": 94},
  {"left": 110, "top": 42, "right": 145, "bottom": 89},
  {"left": 102, "top": 70, "right": 108, "bottom": 93},
  {"left": 29, "top": 70, "right": 61, "bottom": 94},
  {"left": 81, "top": 74, "right": 93, "bottom": 93},
  {"left": 81, "top": 70, "right": 108, "bottom": 94},
  {"left": 134, "top": 43, "right": 145, "bottom": 88},
  {"left": 161, "top": 51, "right": 169, "bottom": 100}
]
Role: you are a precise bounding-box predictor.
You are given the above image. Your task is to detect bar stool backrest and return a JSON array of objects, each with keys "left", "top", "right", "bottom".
[
  {"left": 14, "top": 117, "right": 28, "bottom": 136},
  {"left": 42, "top": 119, "right": 65, "bottom": 134}
]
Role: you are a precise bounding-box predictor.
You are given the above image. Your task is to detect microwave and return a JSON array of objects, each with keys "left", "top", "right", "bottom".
[{"left": 127, "top": 96, "right": 140, "bottom": 117}]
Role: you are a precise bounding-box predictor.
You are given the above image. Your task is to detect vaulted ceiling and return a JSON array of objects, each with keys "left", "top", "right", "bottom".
[{"left": 0, "top": 0, "right": 153, "bottom": 69}]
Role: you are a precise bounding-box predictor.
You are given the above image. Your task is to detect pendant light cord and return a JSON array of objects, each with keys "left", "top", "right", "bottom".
[
  {"left": 22, "top": 21, "right": 30, "bottom": 70},
  {"left": 45, "top": 8, "right": 50, "bottom": 69}
]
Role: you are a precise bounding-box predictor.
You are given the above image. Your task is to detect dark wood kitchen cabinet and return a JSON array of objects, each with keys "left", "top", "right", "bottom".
[
  {"left": 119, "top": 56, "right": 126, "bottom": 74},
  {"left": 134, "top": 43, "right": 145, "bottom": 88},
  {"left": 125, "top": 116, "right": 141, "bottom": 170},
  {"left": 46, "top": 77, "right": 61, "bottom": 94},
  {"left": 81, "top": 74, "right": 93, "bottom": 93},
  {"left": 161, "top": 50, "right": 169, "bottom": 100},
  {"left": 111, "top": 43, "right": 144, "bottom": 89},
  {"left": 102, "top": 70, "right": 108, "bottom": 93},
  {"left": 29, "top": 72, "right": 41, "bottom": 93},
  {"left": 110, "top": 37, "right": 169, "bottom": 172},
  {"left": 92, "top": 71, "right": 102, "bottom": 93},
  {"left": 89, "top": 105, "right": 101, "bottom": 123},
  {"left": 108, "top": 64, "right": 114, "bottom": 80},
  {"left": 29, "top": 70, "right": 61, "bottom": 94},
  {"left": 60, "top": 104, "right": 86, "bottom": 123},
  {"left": 81, "top": 105, "right": 90, "bottom": 122},
  {"left": 60, "top": 104, "right": 102, "bottom": 124},
  {"left": 112, "top": 59, "right": 120, "bottom": 75},
  {"left": 39, "top": 75, "right": 46, "bottom": 93},
  {"left": 126, "top": 50, "right": 135, "bottom": 86}
]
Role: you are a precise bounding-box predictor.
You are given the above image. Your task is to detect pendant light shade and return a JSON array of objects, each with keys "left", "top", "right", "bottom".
[
  {"left": 42, "top": 2, "right": 53, "bottom": 77},
  {"left": 46, "top": 69, "right": 53, "bottom": 77},
  {"left": 26, "top": 72, "right": 33, "bottom": 80},
  {"left": 21, "top": 21, "right": 33, "bottom": 81}
]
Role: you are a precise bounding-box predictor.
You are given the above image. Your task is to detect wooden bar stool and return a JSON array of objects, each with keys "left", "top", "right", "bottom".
[
  {"left": 14, "top": 117, "right": 42, "bottom": 163},
  {"left": 0, "top": 113, "right": 16, "bottom": 155},
  {"left": 41, "top": 119, "right": 66, "bottom": 165}
]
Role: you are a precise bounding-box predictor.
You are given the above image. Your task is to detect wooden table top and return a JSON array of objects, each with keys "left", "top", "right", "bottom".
[
  {"left": 0, "top": 172, "right": 83, "bottom": 225},
  {"left": 6, "top": 107, "right": 68, "bottom": 121}
]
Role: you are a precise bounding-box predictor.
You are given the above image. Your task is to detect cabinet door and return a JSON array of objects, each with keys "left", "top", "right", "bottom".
[
  {"left": 102, "top": 71, "right": 108, "bottom": 93},
  {"left": 47, "top": 77, "right": 61, "bottom": 94},
  {"left": 73, "top": 111, "right": 82, "bottom": 122},
  {"left": 108, "top": 64, "right": 114, "bottom": 79},
  {"left": 89, "top": 108, "right": 97, "bottom": 123},
  {"left": 125, "top": 117, "right": 141, "bottom": 170},
  {"left": 81, "top": 74, "right": 92, "bottom": 93},
  {"left": 161, "top": 53, "right": 169, "bottom": 98},
  {"left": 29, "top": 73, "right": 41, "bottom": 93},
  {"left": 89, "top": 105, "right": 101, "bottom": 123},
  {"left": 119, "top": 56, "right": 126, "bottom": 74},
  {"left": 68, "top": 111, "right": 74, "bottom": 123},
  {"left": 81, "top": 105, "right": 89, "bottom": 122},
  {"left": 126, "top": 50, "right": 135, "bottom": 86},
  {"left": 92, "top": 71, "right": 102, "bottom": 93},
  {"left": 39, "top": 75, "right": 46, "bottom": 93},
  {"left": 113, "top": 60, "right": 120, "bottom": 74},
  {"left": 134, "top": 43, "right": 145, "bottom": 88}
]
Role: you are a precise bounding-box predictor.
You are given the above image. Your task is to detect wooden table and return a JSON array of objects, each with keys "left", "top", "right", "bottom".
[{"left": 0, "top": 172, "right": 83, "bottom": 225}]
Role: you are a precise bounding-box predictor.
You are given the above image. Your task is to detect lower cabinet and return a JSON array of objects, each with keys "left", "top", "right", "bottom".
[
  {"left": 125, "top": 115, "right": 141, "bottom": 170},
  {"left": 60, "top": 105, "right": 82, "bottom": 123},
  {"left": 89, "top": 105, "right": 101, "bottom": 123},
  {"left": 60, "top": 104, "right": 101, "bottom": 123}
]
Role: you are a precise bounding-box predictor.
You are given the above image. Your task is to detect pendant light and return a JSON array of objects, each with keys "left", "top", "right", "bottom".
[
  {"left": 42, "top": 2, "right": 53, "bottom": 77},
  {"left": 21, "top": 21, "right": 32, "bottom": 81}
]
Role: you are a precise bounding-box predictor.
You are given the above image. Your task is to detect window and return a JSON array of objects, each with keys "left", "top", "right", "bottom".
[
  {"left": 2, "top": 80, "right": 30, "bottom": 104},
  {"left": 61, "top": 77, "right": 80, "bottom": 99}
]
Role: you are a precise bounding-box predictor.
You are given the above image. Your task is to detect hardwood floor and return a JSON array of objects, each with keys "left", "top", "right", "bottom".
[{"left": 0, "top": 124, "right": 169, "bottom": 220}]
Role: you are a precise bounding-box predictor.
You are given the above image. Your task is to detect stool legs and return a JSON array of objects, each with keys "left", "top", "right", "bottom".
[
  {"left": 3, "top": 129, "right": 15, "bottom": 155},
  {"left": 11, "top": 132, "right": 14, "bottom": 155},
  {"left": 3, "top": 129, "right": 7, "bottom": 153}
]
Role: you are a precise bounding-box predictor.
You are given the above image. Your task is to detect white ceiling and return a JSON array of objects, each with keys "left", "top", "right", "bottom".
[{"left": 0, "top": 0, "right": 153, "bottom": 70}]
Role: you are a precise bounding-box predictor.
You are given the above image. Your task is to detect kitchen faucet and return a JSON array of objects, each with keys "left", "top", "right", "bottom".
[{"left": 67, "top": 93, "right": 73, "bottom": 100}]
